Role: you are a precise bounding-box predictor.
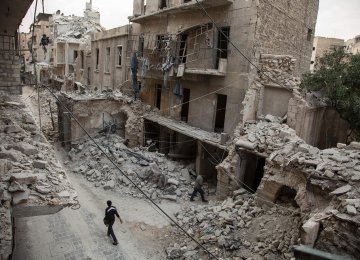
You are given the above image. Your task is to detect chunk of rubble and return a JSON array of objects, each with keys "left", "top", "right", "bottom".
[
  {"left": 12, "top": 190, "right": 30, "bottom": 205},
  {"left": 346, "top": 205, "right": 357, "bottom": 215},
  {"left": 8, "top": 181, "right": 26, "bottom": 192},
  {"left": 10, "top": 172, "right": 37, "bottom": 185},
  {"left": 329, "top": 185, "right": 352, "bottom": 195},
  {"left": 33, "top": 160, "right": 47, "bottom": 169}
]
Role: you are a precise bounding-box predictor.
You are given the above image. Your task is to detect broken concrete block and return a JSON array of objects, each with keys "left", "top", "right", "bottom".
[
  {"left": 57, "top": 190, "right": 70, "bottom": 199},
  {"left": 161, "top": 195, "right": 177, "bottom": 202},
  {"left": 301, "top": 219, "right": 320, "bottom": 247},
  {"left": 348, "top": 142, "right": 360, "bottom": 150},
  {"left": 337, "top": 143, "right": 347, "bottom": 149},
  {"left": 235, "top": 140, "right": 257, "bottom": 150},
  {"left": 33, "top": 160, "right": 47, "bottom": 169},
  {"left": 0, "top": 152, "right": 19, "bottom": 162},
  {"left": 103, "top": 180, "right": 115, "bottom": 190},
  {"left": 167, "top": 178, "right": 179, "bottom": 186},
  {"left": 324, "top": 170, "right": 335, "bottom": 178},
  {"left": 0, "top": 159, "right": 11, "bottom": 174},
  {"left": 11, "top": 142, "right": 38, "bottom": 156},
  {"left": 330, "top": 185, "right": 351, "bottom": 195},
  {"left": 35, "top": 185, "right": 51, "bottom": 194},
  {"left": 12, "top": 190, "right": 30, "bottom": 205},
  {"left": 346, "top": 205, "right": 357, "bottom": 215},
  {"left": 10, "top": 172, "right": 37, "bottom": 185},
  {"left": 8, "top": 181, "right": 26, "bottom": 192}
]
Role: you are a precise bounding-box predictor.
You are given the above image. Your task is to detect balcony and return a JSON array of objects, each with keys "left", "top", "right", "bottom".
[{"left": 130, "top": 0, "right": 233, "bottom": 23}]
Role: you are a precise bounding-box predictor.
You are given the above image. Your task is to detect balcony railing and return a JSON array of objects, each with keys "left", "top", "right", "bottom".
[{"left": 131, "top": 0, "right": 233, "bottom": 23}]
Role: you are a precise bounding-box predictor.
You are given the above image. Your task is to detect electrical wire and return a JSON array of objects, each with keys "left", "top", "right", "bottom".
[{"left": 42, "top": 84, "right": 219, "bottom": 260}]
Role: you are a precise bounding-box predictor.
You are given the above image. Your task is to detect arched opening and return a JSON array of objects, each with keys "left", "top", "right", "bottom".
[{"left": 275, "top": 185, "right": 299, "bottom": 208}]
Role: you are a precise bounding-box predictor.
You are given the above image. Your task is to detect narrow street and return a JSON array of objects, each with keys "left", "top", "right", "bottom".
[
  {"left": 12, "top": 87, "right": 180, "bottom": 260},
  {"left": 13, "top": 166, "right": 179, "bottom": 260}
]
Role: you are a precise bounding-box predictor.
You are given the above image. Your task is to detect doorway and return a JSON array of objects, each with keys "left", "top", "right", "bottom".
[
  {"left": 155, "top": 84, "right": 162, "bottom": 109},
  {"left": 181, "top": 88, "right": 190, "bottom": 122},
  {"left": 214, "top": 94, "right": 227, "bottom": 133}
]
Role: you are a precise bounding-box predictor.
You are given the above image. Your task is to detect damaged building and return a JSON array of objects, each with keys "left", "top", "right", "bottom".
[
  {"left": 122, "top": 0, "right": 320, "bottom": 197},
  {"left": 1, "top": 1, "right": 75, "bottom": 259}
]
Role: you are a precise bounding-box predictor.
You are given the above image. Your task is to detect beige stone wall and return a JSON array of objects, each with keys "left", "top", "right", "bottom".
[
  {"left": 58, "top": 96, "right": 144, "bottom": 148},
  {"left": 287, "top": 93, "right": 350, "bottom": 149},
  {"left": 254, "top": 0, "right": 319, "bottom": 76},
  {"left": 90, "top": 26, "right": 129, "bottom": 91},
  {"left": 310, "top": 36, "right": 345, "bottom": 71}
]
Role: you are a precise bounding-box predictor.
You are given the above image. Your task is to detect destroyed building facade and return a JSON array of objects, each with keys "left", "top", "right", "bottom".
[{"left": 123, "top": 0, "right": 319, "bottom": 196}]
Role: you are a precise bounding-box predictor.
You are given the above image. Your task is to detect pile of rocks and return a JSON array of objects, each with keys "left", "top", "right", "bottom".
[
  {"left": 166, "top": 189, "right": 302, "bottom": 259},
  {"left": 0, "top": 93, "right": 74, "bottom": 259},
  {"left": 67, "top": 134, "right": 197, "bottom": 203}
]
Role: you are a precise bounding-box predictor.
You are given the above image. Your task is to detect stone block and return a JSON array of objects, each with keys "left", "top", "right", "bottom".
[
  {"left": 103, "top": 180, "right": 115, "bottom": 190},
  {"left": 57, "top": 190, "right": 70, "bottom": 199},
  {"left": 301, "top": 219, "right": 320, "bottom": 247},
  {"left": 11, "top": 142, "right": 38, "bottom": 156},
  {"left": 12, "top": 189, "right": 30, "bottom": 205},
  {"left": 33, "top": 160, "right": 47, "bottom": 169},
  {"left": 167, "top": 178, "right": 179, "bottom": 186},
  {"left": 349, "top": 142, "right": 360, "bottom": 150},
  {"left": 330, "top": 184, "right": 351, "bottom": 195},
  {"left": 11, "top": 172, "right": 37, "bottom": 185}
]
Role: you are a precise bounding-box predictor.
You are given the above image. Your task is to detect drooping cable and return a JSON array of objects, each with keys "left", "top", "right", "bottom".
[{"left": 42, "top": 84, "right": 219, "bottom": 260}]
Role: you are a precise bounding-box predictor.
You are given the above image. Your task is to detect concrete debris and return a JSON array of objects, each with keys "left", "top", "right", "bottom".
[
  {"left": 170, "top": 193, "right": 302, "bottom": 259},
  {"left": 66, "top": 134, "right": 196, "bottom": 203},
  {"left": 0, "top": 93, "right": 73, "bottom": 259}
]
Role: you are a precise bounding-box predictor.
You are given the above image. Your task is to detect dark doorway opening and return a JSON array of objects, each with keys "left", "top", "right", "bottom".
[
  {"left": 181, "top": 88, "right": 190, "bottom": 122},
  {"left": 144, "top": 119, "right": 160, "bottom": 151},
  {"left": 216, "top": 27, "right": 230, "bottom": 69},
  {"left": 155, "top": 84, "right": 162, "bottom": 109},
  {"left": 242, "top": 152, "right": 265, "bottom": 193},
  {"left": 214, "top": 94, "right": 227, "bottom": 133},
  {"left": 160, "top": 0, "right": 167, "bottom": 9},
  {"left": 87, "top": 67, "right": 91, "bottom": 85},
  {"left": 275, "top": 186, "right": 299, "bottom": 208}
]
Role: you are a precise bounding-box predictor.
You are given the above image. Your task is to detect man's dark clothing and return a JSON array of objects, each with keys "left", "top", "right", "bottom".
[
  {"left": 190, "top": 175, "right": 207, "bottom": 202},
  {"left": 190, "top": 187, "right": 206, "bottom": 201},
  {"left": 105, "top": 206, "right": 120, "bottom": 243}
]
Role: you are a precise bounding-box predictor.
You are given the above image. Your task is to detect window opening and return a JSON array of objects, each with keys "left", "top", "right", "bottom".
[
  {"left": 105, "top": 47, "right": 110, "bottom": 72},
  {"left": 95, "top": 48, "right": 99, "bottom": 70},
  {"left": 117, "top": 46, "right": 123, "bottom": 66},
  {"left": 214, "top": 94, "right": 227, "bottom": 133},
  {"left": 181, "top": 88, "right": 190, "bottom": 122},
  {"left": 155, "top": 84, "right": 162, "bottom": 109},
  {"left": 216, "top": 27, "right": 230, "bottom": 69}
]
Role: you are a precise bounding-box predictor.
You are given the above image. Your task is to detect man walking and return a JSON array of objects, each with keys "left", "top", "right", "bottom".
[
  {"left": 190, "top": 174, "right": 208, "bottom": 202},
  {"left": 104, "top": 200, "right": 123, "bottom": 245}
]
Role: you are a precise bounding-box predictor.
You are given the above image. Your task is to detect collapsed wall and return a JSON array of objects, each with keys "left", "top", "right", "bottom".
[
  {"left": 57, "top": 91, "right": 144, "bottom": 148},
  {"left": 0, "top": 92, "right": 75, "bottom": 259}
]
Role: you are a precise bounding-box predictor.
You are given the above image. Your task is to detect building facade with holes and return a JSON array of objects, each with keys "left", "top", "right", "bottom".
[{"left": 123, "top": 0, "right": 319, "bottom": 196}]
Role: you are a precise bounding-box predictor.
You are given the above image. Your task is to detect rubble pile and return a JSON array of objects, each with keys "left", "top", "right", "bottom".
[
  {"left": 259, "top": 55, "right": 301, "bottom": 89},
  {"left": 0, "top": 93, "right": 74, "bottom": 259},
  {"left": 235, "top": 119, "right": 360, "bottom": 257},
  {"left": 53, "top": 14, "right": 104, "bottom": 46},
  {"left": 66, "top": 134, "right": 197, "bottom": 203},
  {"left": 167, "top": 189, "right": 302, "bottom": 259}
]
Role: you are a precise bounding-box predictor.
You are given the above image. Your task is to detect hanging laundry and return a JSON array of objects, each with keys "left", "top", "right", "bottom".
[
  {"left": 173, "top": 78, "right": 183, "bottom": 100},
  {"left": 131, "top": 53, "right": 139, "bottom": 99},
  {"left": 141, "top": 57, "right": 150, "bottom": 90},
  {"left": 162, "top": 51, "right": 173, "bottom": 89}
]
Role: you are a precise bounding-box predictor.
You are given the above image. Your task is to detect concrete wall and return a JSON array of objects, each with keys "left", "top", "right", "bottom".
[
  {"left": 0, "top": 52, "right": 22, "bottom": 94},
  {"left": 133, "top": 0, "right": 257, "bottom": 134},
  {"left": 58, "top": 95, "right": 144, "bottom": 148},
  {"left": 91, "top": 26, "right": 129, "bottom": 91},
  {"left": 310, "top": 36, "right": 345, "bottom": 71},
  {"left": 254, "top": 0, "right": 319, "bottom": 75},
  {"left": 131, "top": 0, "right": 318, "bottom": 134},
  {"left": 287, "top": 94, "right": 350, "bottom": 149}
]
